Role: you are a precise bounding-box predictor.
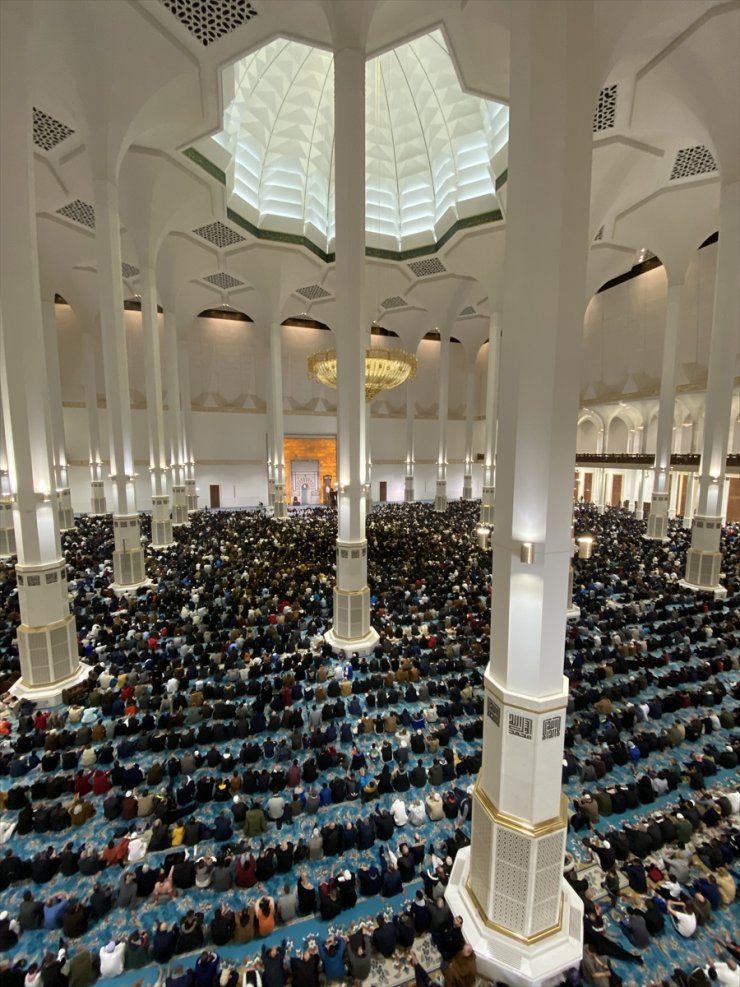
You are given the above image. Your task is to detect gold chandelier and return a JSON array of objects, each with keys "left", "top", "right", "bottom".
[{"left": 308, "top": 346, "right": 417, "bottom": 401}]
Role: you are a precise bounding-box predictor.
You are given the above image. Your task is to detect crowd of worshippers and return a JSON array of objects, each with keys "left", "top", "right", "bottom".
[
  {"left": 0, "top": 894, "right": 478, "bottom": 987},
  {"left": 0, "top": 500, "right": 737, "bottom": 987},
  {"left": 560, "top": 504, "right": 740, "bottom": 987},
  {"left": 0, "top": 504, "right": 491, "bottom": 985}
]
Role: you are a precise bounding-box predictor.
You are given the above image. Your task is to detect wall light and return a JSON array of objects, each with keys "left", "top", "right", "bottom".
[{"left": 520, "top": 542, "right": 535, "bottom": 565}]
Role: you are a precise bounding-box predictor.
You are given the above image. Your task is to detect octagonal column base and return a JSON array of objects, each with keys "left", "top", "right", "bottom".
[
  {"left": 445, "top": 847, "right": 583, "bottom": 987},
  {"left": 324, "top": 625, "right": 379, "bottom": 657}
]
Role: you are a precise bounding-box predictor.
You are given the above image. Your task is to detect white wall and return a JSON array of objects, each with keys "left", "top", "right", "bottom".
[{"left": 63, "top": 403, "right": 487, "bottom": 512}]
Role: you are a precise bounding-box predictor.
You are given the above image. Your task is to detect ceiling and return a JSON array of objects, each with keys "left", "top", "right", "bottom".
[
  {"left": 198, "top": 29, "right": 508, "bottom": 255},
  {"left": 7, "top": 0, "right": 738, "bottom": 410}
]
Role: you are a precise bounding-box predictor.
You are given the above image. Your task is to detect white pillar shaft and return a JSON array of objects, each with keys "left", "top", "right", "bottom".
[
  {"left": 683, "top": 472, "right": 696, "bottom": 527},
  {"left": 140, "top": 267, "right": 168, "bottom": 498},
  {"left": 668, "top": 472, "right": 679, "bottom": 518},
  {"left": 488, "top": 0, "right": 594, "bottom": 757},
  {"left": 405, "top": 376, "right": 415, "bottom": 467},
  {"left": 41, "top": 295, "right": 68, "bottom": 484},
  {"left": 683, "top": 181, "right": 739, "bottom": 590},
  {"left": 463, "top": 364, "right": 475, "bottom": 498},
  {"left": 694, "top": 180, "right": 740, "bottom": 521},
  {"left": 654, "top": 284, "right": 682, "bottom": 479},
  {"left": 269, "top": 322, "right": 286, "bottom": 518},
  {"left": 164, "top": 311, "right": 184, "bottom": 478},
  {"left": 335, "top": 47, "right": 367, "bottom": 547},
  {"left": 447, "top": 6, "right": 592, "bottom": 976},
  {"left": 326, "top": 45, "right": 376, "bottom": 654},
  {"left": 81, "top": 331, "right": 107, "bottom": 514},
  {"left": 81, "top": 332, "right": 102, "bottom": 471},
  {"left": 480, "top": 313, "right": 501, "bottom": 525},
  {"left": 94, "top": 178, "right": 137, "bottom": 515},
  {"left": 0, "top": 11, "right": 60, "bottom": 566},
  {"left": 483, "top": 314, "right": 501, "bottom": 485},
  {"left": 646, "top": 283, "right": 682, "bottom": 538},
  {"left": 0, "top": 2, "right": 82, "bottom": 697},
  {"left": 437, "top": 328, "right": 450, "bottom": 474},
  {"left": 434, "top": 328, "right": 450, "bottom": 511},
  {"left": 464, "top": 366, "right": 475, "bottom": 468},
  {"left": 366, "top": 402, "right": 372, "bottom": 509},
  {"left": 178, "top": 341, "right": 195, "bottom": 467}
]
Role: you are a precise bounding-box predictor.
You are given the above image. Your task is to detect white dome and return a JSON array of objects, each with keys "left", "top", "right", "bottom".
[{"left": 207, "top": 30, "right": 508, "bottom": 255}]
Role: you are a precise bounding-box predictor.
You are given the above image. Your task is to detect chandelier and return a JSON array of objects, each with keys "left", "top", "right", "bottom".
[{"left": 308, "top": 346, "right": 417, "bottom": 401}]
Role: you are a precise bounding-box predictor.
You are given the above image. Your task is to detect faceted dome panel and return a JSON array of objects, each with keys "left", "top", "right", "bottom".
[{"left": 207, "top": 31, "right": 508, "bottom": 254}]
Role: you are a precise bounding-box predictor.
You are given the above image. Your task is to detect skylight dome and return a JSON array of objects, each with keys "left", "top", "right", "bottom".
[{"left": 206, "top": 30, "right": 508, "bottom": 254}]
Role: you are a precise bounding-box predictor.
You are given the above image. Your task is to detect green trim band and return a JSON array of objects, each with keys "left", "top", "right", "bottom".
[{"left": 183, "top": 147, "right": 504, "bottom": 264}]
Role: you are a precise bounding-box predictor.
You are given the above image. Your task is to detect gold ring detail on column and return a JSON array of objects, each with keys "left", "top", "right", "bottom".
[
  {"left": 18, "top": 614, "right": 75, "bottom": 634},
  {"left": 473, "top": 780, "right": 568, "bottom": 838},
  {"left": 465, "top": 879, "right": 564, "bottom": 945}
]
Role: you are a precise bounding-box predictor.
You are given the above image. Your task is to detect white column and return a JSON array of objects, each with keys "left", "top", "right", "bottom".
[
  {"left": 603, "top": 469, "right": 613, "bottom": 509},
  {"left": 682, "top": 471, "right": 696, "bottom": 528},
  {"left": 632, "top": 426, "right": 645, "bottom": 517},
  {"left": 41, "top": 294, "right": 75, "bottom": 530},
  {"left": 164, "top": 311, "right": 187, "bottom": 525},
  {"left": 635, "top": 469, "right": 646, "bottom": 519},
  {"left": 0, "top": 399, "right": 16, "bottom": 557},
  {"left": 0, "top": 0, "right": 83, "bottom": 701},
  {"left": 480, "top": 313, "right": 501, "bottom": 525},
  {"left": 324, "top": 46, "right": 378, "bottom": 656},
  {"left": 720, "top": 480, "right": 730, "bottom": 524},
  {"left": 591, "top": 467, "right": 604, "bottom": 511},
  {"left": 366, "top": 398, "right": 373, "bottom": 511},
  {"left": 80, "top": 331, "right": 107, "bottom": 514},
  {"left": 404, "top": 376, "right": 415, "bottom": 502},
  {"left": 93, "top": 177, "right": 146, "bottom": 589},
  {"left": 140, "top": 266, "right": 172, "bottom": 547},
  {"left": 646, "top": 283, "right": 682, "bottom": 539},
  {"left": 667, "top": 469, "right": 680, "bottom": 519},
  {"left": 445, "top": 4, "right": 592, "bottom": 982},
  {"left": 268, "top": 321, "right": 287, "bottom": 518},
  {"left": 434, "top": 327, "right": 450, "bottom": 511},
  {"left": 683, "top": 181, "right": 740, "bottom": 594},
  {"left": 178, "top": 337, "right": 198, "bottom": 511},
  {"left": 462, "top": 361, "right": 476, "bottom": 499}
]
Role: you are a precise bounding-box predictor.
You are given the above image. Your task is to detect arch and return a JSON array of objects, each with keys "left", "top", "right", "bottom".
[
  {"left": 577, "top": 409, "right": 606, "bottom": 453},
  {"left": 606, "top": 415, "right": 629, "bottom": 454},
  {"left": 577, "top": 418, "right": 599, "bottom": 454}
]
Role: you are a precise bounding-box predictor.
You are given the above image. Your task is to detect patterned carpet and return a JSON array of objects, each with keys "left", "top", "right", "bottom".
[{"left": 0, "top": 505, "right": 738, "bottom": 987}]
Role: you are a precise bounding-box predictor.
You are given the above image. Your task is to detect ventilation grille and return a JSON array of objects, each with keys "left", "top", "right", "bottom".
[
  {"left": 33, "top": 107, "right": 75, "bottom": 152},
  {"left": 670, "top": 145, "right": 718, "bottom": 181},
  {"left": 161, "top": 0, "right": 258, "bottom": 47},
  {"left": 202, "top": 272, "right": 244, "bottom": 290},
  {"left": 297, "top": 284, "right": 330, "bottom": 300},
  {"left": 381, "top": 296, "right": 407, "bottom": 309},
  {"left": 593, "top": 84, "right": 617, "bottom": 132},
  {"left": 593, "top": 224, "right": 604, "bottom": 242},
  {"left": 408, "top": 257, "right": 446, "bottom": 278},
  {"left": 57, "top": 199, "right": 96, "bottom": 229},
  {"left": 121, "top": 262, "right": 140, "bottom": 280},
  {"left": 193, "top": 221, "right": 246, "bottom": 247},
  {"left": 459, "top": 305, "right": 476, "bottom": 316}
]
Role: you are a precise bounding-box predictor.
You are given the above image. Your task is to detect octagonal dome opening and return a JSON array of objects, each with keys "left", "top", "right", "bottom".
[{"left": 198, "top": 30, "right": 508, "bottom": 255}]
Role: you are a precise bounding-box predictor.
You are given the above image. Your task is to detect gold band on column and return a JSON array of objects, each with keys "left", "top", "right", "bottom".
[
  {"left": 465, "top": 878, "right": 564, "bottom": 945},
  {"left": 473, "top": 780, "right": 568, "bottom": 838}
]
